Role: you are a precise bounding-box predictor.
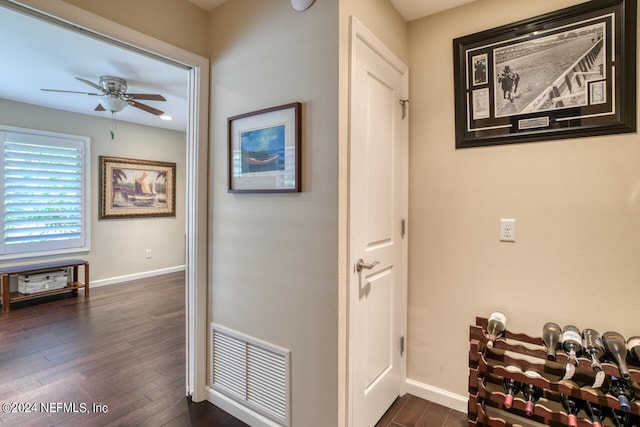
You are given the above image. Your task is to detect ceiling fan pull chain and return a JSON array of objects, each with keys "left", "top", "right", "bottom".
[{"left": 110, "top": 112, "right": 118, "bottom": 139}]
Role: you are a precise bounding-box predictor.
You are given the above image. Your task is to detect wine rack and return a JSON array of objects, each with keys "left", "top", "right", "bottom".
[{"left": 468, "top": 317, "right": 640, "bottom": 426}]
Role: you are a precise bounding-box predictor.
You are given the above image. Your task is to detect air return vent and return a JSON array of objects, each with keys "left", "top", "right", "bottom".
[{"left": 211, "top": 324, "right": 290, "bottom": 426}]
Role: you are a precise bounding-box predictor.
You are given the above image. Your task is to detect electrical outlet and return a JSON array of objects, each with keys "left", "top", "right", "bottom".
[
  {"left": 500, "top": 219, "right": 516, "bottom": 242},
  {"left": 145, "top": 249, "right": 152, "bottom": 259}
]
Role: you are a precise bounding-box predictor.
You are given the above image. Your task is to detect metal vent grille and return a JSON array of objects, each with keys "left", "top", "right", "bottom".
[{"left": 211, "top": 324, "right": 290, "bottom": 426}]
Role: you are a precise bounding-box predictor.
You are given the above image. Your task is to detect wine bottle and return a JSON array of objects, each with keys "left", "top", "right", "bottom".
[
  {"left": 627, "top": 336, "right": 640, "bottom": 362},
  {"left": 608, "top": 407, "right": 631, "bottom": 427},
  {"left": 560, "top": 394, "right": 582, "bottom": 427},
  {"left": 542, "top": 322, "right": 562, "bottom": 361},
  {"left": 562, "top": 325, "right": 582, "bottom": 380},
  {"left": 584, "top": 401, "right": 606, "bottom": 427},
  {"left": 603, "top": 331, "right": 631, "bottom": 380},
  {"left": 486, "top": 311, "right": 506, "bottom": 349},
  {"left": 609, "top": 375, "right": 635, "bottom": 413},
  {"left": 583, "top": 328, "right": 606, "bottom": 388},
  {"left": 502, "top": 377, "right": 520, "bottom": 409},
  {"left": 521, "top": 383, "right": 543, "bottom": 416}
]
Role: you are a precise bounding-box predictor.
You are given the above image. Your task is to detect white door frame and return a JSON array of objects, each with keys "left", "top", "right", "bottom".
[
  {"left": 347, "top": 16, "right": 409, "bottom": 426},
  {"left": 6, "top": 0, "right": 210, "bottom": 402}
]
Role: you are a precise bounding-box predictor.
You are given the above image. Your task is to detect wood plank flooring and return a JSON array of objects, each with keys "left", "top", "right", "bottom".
[
  {"left": 376, "top": 394, "right": 468, "bottom": 427},
  {"left": 0, "top": 272, "right": 247, "bottom": 427},
  {"left": 0, "top": 271, "right": 467, "bottom": 427}
]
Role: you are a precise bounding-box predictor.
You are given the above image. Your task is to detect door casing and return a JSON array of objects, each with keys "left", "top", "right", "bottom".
[
  {"left": 5, "top": 0, "right": 210, "bottom": 402},
  {"left": 346, "top": 15, "right": 409, "bottom": 427}
]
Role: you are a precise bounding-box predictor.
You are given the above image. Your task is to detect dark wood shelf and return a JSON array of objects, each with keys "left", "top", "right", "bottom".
[
  {"left": 469, "top": 317, "right": 640, "bottom": 426},
  {"left": 1, "top": 260, "right": 89, "bottom": 312}
]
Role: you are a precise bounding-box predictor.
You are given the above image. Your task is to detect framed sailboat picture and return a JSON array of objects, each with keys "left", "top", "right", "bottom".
[
  {"left": 99, "top": 156, "right": 176, "bottom": 219},
  {"left": 228, "top": 102, "right": 301, "bottom": 193}
]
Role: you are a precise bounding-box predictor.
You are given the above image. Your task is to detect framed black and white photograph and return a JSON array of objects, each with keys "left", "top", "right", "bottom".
[
  {"left": 472, "top": 53, "right": 488, "bottom": 86},
  {"left": 453, "top": 0, "right": 636, "bottom": 148},
  {"left": 228, "top": 102, "right": 301, "bottom": 193}
]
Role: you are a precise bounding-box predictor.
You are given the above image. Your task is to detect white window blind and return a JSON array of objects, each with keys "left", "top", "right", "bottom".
[{"left": 0, "top": 126, "right": 90, "bottom": 258}]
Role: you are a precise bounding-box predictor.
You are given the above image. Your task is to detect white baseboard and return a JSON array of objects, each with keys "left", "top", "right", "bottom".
[
  {"left": 89, "top": 265, "right": 185, "bottom": 288},
  {"left": 207, "top": 380, "right": 467, "bottom": 425},
  {"left": 208, "top": 379, "right": 467, "bottom": 426},
  {"left": 207, "top": 387, "right": 282, "bottom": 427},
  {"left": 405, "top": 378, "right": 468, "bottom": 414}
]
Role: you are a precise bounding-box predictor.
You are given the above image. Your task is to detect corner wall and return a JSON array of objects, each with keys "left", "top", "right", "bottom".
[{"left": 407, "top": 0, "right": 640, "bottom": 398}]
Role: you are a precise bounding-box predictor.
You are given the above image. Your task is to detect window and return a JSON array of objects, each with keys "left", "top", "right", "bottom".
[{"left": 0, "top": 125, "right": 90, "bottom": 259}]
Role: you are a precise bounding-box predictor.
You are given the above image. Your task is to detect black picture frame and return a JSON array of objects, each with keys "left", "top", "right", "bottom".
[
  {"left": 453, "top": 0, "right": 636, "bottom": 149},
  {"left": 228, "top": 102, "right": 301, "bottom": 193}
]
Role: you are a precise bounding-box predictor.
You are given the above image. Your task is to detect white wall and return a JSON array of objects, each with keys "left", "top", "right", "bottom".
[
  {"left": 407, "top": 0, "right": 640, "bottom": 398},
  {"left": 0, "top": 99, "right": 186, "bottom": 281}
]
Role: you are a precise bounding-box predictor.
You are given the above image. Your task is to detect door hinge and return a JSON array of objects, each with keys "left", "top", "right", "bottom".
[
  {"left": 401, "top": 219, "right": 406, "bottom": 238},
  {"left": 400, "top": 336, "right": 405, "bottom": 356},
  {"left": 399, "top": 99, "right": 410, "bottom": 120}
]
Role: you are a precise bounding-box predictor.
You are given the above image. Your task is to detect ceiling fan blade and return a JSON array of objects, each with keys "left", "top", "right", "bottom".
[
  {"left": 41, "top": 88, "right": 100, "bottom": 96},
  {"left": 75, "top": 77, "right": 104, "bottom": 92},
  {"left": 95, "top": 104, "right": 106, "bottom": 111},
  {"left": 126, "top": 94, "right": 166, "bottom": 101},
  {"left": 130, "top": 101, "right": 164, "bottom": 116}
]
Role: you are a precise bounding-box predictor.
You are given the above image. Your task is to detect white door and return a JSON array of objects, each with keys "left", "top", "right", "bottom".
[{"left": 349, "top": 18, "right": 408, "bottom": 427}]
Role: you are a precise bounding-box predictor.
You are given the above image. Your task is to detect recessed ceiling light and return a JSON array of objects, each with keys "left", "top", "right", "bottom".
[{"left": 160, "top": 115, "right": 173, "bottom": 121}]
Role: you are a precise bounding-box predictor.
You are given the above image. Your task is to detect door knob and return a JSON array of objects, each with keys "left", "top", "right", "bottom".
[{"left": 356, "top": 258, "right": 379, "bottom": 273}]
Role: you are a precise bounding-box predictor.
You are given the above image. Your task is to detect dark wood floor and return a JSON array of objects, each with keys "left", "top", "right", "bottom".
[
  {"left": 0, "top": 272, "right": 248, "bottom": 427},
  {"left": 377, "top": 394, "right": 468, "bottom": 427},
  {"left": 0, "top": 271, "right": 466, "bottom": 427}
]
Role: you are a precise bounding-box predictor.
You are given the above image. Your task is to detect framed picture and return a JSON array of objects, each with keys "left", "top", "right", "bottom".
[
  {"left": 453, "top": 0, "right": 636, "bottom": 148},
  {"left": 99, "top": 156, "right": 176, "bottom": 219},
  {"left": 228, "top": 102, "right": 301, "bottom": 193}
]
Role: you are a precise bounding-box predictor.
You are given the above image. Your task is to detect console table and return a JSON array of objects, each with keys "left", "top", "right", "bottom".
[{"left": 1, "top": 259, "right": 89, "bottom": 312}]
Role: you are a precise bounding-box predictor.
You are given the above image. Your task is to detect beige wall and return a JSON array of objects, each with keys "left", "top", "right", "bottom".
[
  {"left": 408, "top": 0, "right": 640, "bottom": 397},
  {"left": 340, "top": 0, "right": 408, "bottom": 63},
  {"left": 0, "top": 99, "right": 186, "bottom": 281},
  {"left": 208, "top": 0, "right": 339, "bottom": 424},
  {"left": 62, "top": 0, "right": 208, "bottom": 57}
]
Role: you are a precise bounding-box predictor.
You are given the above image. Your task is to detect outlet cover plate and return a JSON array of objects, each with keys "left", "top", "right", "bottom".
[{"left": 500, "top": 219, "right": 516, "bottom": 242}]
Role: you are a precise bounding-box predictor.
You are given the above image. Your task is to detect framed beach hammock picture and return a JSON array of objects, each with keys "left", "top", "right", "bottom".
[
  {"left": 228, "top": 102, "right": 301, "bottom": 193},
  {"left": 99, "top": 156, "right": 176, "bottom": 219}
]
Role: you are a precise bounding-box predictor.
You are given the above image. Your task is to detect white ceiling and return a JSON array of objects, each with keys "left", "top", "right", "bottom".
[
  {"left": 0, "top": 0, "right": 474, "bottom": 134},
  {"left": 389, "top": 0, "right": 476, "bottom": 21},
  {"left": 188, "top": 0, "right": 476, "bottom": 21},
  {"left": 0, "top": 5, "right": 189, "bottom": 132}
]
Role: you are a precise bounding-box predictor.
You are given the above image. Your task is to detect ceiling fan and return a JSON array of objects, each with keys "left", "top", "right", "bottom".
[{"left": 41, "top": 75, "right": 166, "bottom": 116}]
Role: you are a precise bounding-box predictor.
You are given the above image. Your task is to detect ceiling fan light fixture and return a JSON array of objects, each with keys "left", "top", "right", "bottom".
[
  {"left": 99, "top": 75, "right": 127, "bottom": 93},
  {"left": 99, "top": 94, "right": 128, "bottom": 113}
]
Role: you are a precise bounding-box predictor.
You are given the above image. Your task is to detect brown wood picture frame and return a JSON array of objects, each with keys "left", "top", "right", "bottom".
[
  {"left": 99, "top": 156, "right": 176, "bottom": 219},
  {"left": 228, "top": 102, "right": 301, "bottom": 193}
]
